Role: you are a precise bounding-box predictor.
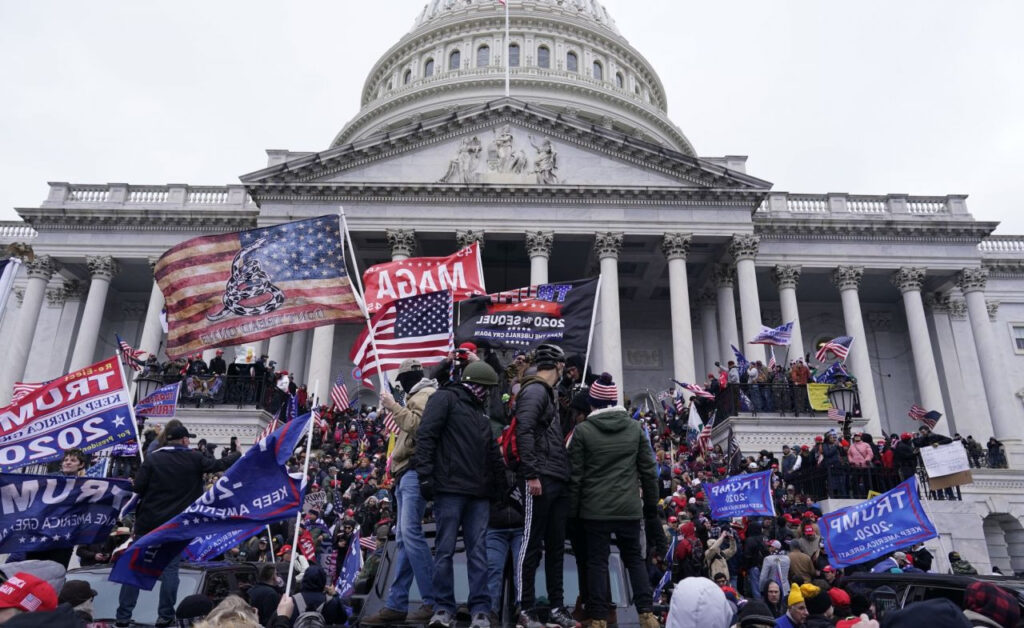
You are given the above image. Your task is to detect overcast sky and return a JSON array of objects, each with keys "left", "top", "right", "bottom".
[{"left": 1, "top": 1, "right": 1021, "bottom": 233}]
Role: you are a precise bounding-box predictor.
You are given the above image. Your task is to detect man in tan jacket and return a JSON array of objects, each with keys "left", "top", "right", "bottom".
[{"left": 362, "top": 359, "right": 438, "bottom": 625}]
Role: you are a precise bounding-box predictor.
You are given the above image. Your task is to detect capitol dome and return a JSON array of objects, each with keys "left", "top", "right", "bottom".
[{"left": 331, "top": 0, "right": 696, "bottom": 155}]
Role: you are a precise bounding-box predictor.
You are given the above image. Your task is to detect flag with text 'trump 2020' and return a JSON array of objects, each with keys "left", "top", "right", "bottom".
[
  {"left": 702, "top": 469, "right": 776, "bottom": 519},
  {"left": 110, "top": 412, "right": 313, "bottom": 590},
  {"left": 0, "top": 357, "right": 136, "bottom": 472},
  {"left": 154, "top": 215, "right": 363, "bottom": 359}
]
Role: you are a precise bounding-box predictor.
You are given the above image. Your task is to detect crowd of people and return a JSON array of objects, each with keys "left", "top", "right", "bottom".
[{"left": 1, "top": 342, "right": 1018, "bottom": 628}]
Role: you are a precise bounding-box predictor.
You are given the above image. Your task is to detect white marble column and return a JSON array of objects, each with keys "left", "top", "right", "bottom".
[
  {"left": 386, "top": 228, "right": 416, "bottom": 262},
  {"left": 772, "top": 265, "right": 805, "bottom": 363},
  {"left": 268, "top": 335, "right": 290, "bottom": 368},
  {"left": 50, "top": 281, "right": 86, "bottom": 375},
  {"left": 138, "top": 257, "right": 166, "bottom": 361},
  {"left": 730, "top": 234, "right": 765, "bottom": 363},
  {"left": 662, "top": 233, "right": 694, "bottom": 383},
  {"left": 307, "top": 325, "right": 335, "bottom": 406},
  {"left": 288, "top": 330, "right": 311, "bottom": 382},
  {"left": 698, "top": 290, "right": 719, "bottom": 373},
  {"left": 69, "top": 256, "right": 118, "bottom": 370},
  {"left": 892, "top": 267, "right": 949, "bottom": 434},
  {"left": 713, "top": 264, "right": 740, "bottom": 366},
  {"left": 832, "top": 266, "right": 881, "bottom": 434},
  {"left": 958, "top": 268, "right": 1018, "bottom": 451},
  {"left": 526, "top": 231, "right": 553, "bottom": 286},
  {"left": 595, "top": 232, "right": 623, "bottom": 400},
  {"left": 1, "top": 255, "right": 59, "bottom": 404}
]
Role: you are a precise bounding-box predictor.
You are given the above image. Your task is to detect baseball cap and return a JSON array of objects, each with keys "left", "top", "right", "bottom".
[
  {"left": 166, "top": 425, "right": 197, "bottom": 440},
  {"left": 397, "top": 358, "right": 423, "bottom": 374},
  {"left": 58, "top": 580, "right": 98, "bottom": 607},
  {"left": 0, "top": 573, "right": 58, "bottom": 612}
]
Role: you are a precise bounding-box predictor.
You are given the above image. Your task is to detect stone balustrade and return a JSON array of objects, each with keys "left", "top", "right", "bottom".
[
  {"left": 757, "top": 192, "right": 969, "bottom": 217},
  {"left": 979, "top": 236, "right": 1024, "bottom": 256},
  {"left": 0, "top": 222, "right": 38, "bottom": 241},
  {"left": 43, "top": 182, "right": 253, "bottom": 209}
]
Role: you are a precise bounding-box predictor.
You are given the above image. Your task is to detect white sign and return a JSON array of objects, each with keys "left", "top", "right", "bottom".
[
  {"left": 920, "top": 442, "right": 970, "bottom": 478},
  {"left": 303, "top": 490, "right": 327, "bottom": 513}
]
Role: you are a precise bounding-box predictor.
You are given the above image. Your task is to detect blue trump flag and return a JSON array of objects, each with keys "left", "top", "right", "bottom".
[
  {"left": 134, "top": 383, "right": 181, "bottom": 418},
  {"left": 110, "top": 412, "right": 313, "bottom": 590},
  {"left": 336, "top": 529, "right": 364, "bottom": 598},
  {"left": 0, "top": 473, "right": 135, "bottom": 553},
  {"left": 702, "top": 469, "right": 776, "bottom": 519},
  {"left": 820, "top": 476, "right": 937, "bottom": 569}
]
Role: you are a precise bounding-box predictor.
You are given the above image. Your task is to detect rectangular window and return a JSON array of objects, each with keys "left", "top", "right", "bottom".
[
  {"left": 509, "top": 44, "right": 520, "bottom": 67},
  {"left": 1011, "top": 324, "right": 1024, "bottom": 354}
]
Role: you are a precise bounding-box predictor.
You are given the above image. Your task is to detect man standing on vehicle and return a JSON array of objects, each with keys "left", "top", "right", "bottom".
[
  {"left": 415, "top": 361, "right": 507, "bottom": 628},
  {"left": 567, "top": 373, "right": 660, "bottom": 628},
  {"left": 362, "top": 359, "right": 438, "bottom": 625},
  {"left": 514, "top": 343, "right": 578, "bottom": 628},
  {"left": 115, "top": 424, "right": 240, "bottom": 628}
]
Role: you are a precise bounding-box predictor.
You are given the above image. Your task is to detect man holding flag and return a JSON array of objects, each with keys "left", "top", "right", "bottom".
[{"left": 113, "top": 424, "right": 240, "bottom": 627}]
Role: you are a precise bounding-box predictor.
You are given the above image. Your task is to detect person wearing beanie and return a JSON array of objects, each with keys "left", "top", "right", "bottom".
[
  {"left": 881, "top": 598, "right": 971, "bottom": 628},
  {"left": 775, "top": 584, "right": 812, "bottom": 628},
  {"left": 568, "top": 371, "right": 659, "bottom": 628},
  {"left": 666, "top": 577, "right": 734, "bottom": 628},
  {"left": 511, "top": 343, "right": 578, "bottom": 628},
  {"left": 802, "top": 583, "right": 833, "bottom": 626},
  {"left": 175, "top": 593, "right": 215, "bottom": 624},
  {"left": 964, "top": 581, "right": 1020, "bottom": 628},
  {"left": 737, "top": 600, "right": 777, "bottom": 628}
]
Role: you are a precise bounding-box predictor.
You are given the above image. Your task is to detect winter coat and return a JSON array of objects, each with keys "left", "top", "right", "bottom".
[
  {"left": 705, "top": 534, "right": 738, "bottom": 581},
  {"left": 414, "top": 383, "right": 506, "bottom": 498},
  {"left": 132, "top": 444, "right": 239, "bottom": 536},
  {"left": 389, "top": 378, "right": 438, "bottom": 478},
  {"left": 846, "top": 441, "right": 874, "bottom": 467},
  {"left": 289, "top": 565, "right": 348, "bottom": 625},
  {"left": 514, "top": 376, "right": 571, "bottom": 482},
  {"left": 248, "top": 581, "right": 283, "bottom": 625},
  {"left": 788, "top": 549, "right": 816, "bottom": 585},
  {"left": 567, "top": 405, "right": 658, "bottom": 520},
  {"left": 894, "top": 440, "right": 917, "bottom": 470},
  {"left": 759, "top": 553, "right": 791, "bottom": 593},
  {"left": 666, "top": 576, "right": 734, "bottom": 628}
]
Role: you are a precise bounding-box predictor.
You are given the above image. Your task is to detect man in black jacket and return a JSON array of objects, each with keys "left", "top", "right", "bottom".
[
  {"left": 247, "top": 564, "right": 282, "bottom": 625},
  {"left": 415, "top": 362, "right": 506, "bottom": 628},
  {"left": 513, "top": 343, "right": 578, "bottom": 628},
  {"left": 115, "top": 424, "right": 240, "bottom": 627}
]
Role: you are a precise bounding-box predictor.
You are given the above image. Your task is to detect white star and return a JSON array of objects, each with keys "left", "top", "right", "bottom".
[
  {"left": 113, "top": 415, "right": 126, "bottom": 428},
  {"left": 193, "top": 518, "right": 201, "bottom": 524},
  {"left": 19, "top": 537, "right": 25, "bottom": 543},
  {"left": 183, "top": 519, "right": 190, "bottom": 526}
]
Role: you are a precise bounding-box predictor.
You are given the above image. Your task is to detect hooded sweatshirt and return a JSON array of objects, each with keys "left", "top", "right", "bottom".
[{"left": 666, "top": 577, "right": 734, "bottom": 628}]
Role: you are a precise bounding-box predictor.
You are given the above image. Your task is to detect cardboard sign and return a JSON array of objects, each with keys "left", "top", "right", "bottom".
[
  {"left": 303, "top": 490, "right": 327, "bottom": 513},
  {"left": 920, "top": 442, "right": 971, "bottom": 480}
]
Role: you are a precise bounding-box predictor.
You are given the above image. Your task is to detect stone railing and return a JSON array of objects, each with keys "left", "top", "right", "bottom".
[
  {"left": 757, "top": 192, "right": 969, "bottom": 217},
  {"left": 0, "top": 221, "right": 38, "bottom": 240},
  {"left": 979, "top": 236, "right": 1024, "bottom": 256},
  {"left": 44, "top": 182, "right": 253, "bottom": 209}
]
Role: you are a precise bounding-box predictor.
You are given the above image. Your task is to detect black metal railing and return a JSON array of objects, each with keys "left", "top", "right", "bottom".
[
  {"left": 133, "top": 375, "right": 281, "bottom": 411},
  {"left": 788, "top": 465, "right": 963, "bottom": 502}
]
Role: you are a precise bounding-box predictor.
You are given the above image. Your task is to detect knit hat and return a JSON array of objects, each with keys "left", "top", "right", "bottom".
[
  {"left": 787, "top": 583, "right": 807, "bottom": 606},
  {"left": 176, "top": 593, "right": 215, "bottom": 620},
  {"left": 804, "top": 584, "right": 832, "bottom": 615},
  {"left": 736, "top": 600, "right": 776, "bottom": 628},
  {"left": 0, "top": 573, "right": 58, "bottom": 612},
  {"left": 588, "top": 372, "right": 617, "bottom": 408},
  {"left": 880, "top": 598, "right": 971, "bottom": 628},
  {"left": 828, "top": 587, "right": 851, "bottom": 609},
  {"left": 965, "top": 581, "right": 1020, "bottom": 628}
]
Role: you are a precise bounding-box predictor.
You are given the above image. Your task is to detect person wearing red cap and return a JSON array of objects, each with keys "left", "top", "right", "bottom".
[
  {"left": 0, "top": 573, "right": 59, "bottom": 623},
  {"left": 209, "top": 349, "right": 227, "bottom": 375},
  {"left": 893, "top": 433, "right": 918, "bottom": 481}
]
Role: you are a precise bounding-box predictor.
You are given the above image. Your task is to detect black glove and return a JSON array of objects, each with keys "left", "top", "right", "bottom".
[{"left": 419, "top": 478, "right": 434, "bottom": 502}]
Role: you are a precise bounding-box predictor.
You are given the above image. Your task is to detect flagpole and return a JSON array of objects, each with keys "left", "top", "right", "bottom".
[
  {"left": 338, "top": 207, "right": 388, "bottom": 391},
  {"left": 504, "top": 0, "right": 510, "bottom": 97},
  {"left": 581, "top": 274, "right": 603, "bottom": 381},
  {"left": 265, "top": 525, "right": 276, "bottom": 563},
  {"left": 285, "top": 381, "right": 319, "bottom": 598},
  {"left": 116, "top": 351, "right": 145, "bottom": 464}
]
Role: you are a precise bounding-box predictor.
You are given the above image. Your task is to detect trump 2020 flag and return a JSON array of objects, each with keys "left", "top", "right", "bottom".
[
  {"left": 0, "top": 473, "right": 135, "bottom": 553},
  {"left": 110, "top": 412, "right": 313, "bottom": 590},
  {"left": 134, "top": 383, "right": 181, "bottom": 418},
  {"left": 0, "top": 357, "right": 137, "bottom": 472},
  {"left": 702, "top": 469, "right": 776, "bottom": 519},
  {"left": 154, "top": 215, "right": 363, "bottom": 359},
  {"left": 336, "top": 529, "right": 364, "bottom": 598},
  {"left": 820, "top": 476, "right": 937, "bottom": 569},
  {"left": 750, "top": 321, "right": 794, "bottom": 346}
]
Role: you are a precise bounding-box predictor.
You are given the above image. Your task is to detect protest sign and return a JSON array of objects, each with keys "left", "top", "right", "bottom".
[
  {"left": 362, "top": 242, "right": 485, "bottom": 312},
  {"left": 820, "top": 476, "right": 937, "bottom": 569},
  {"left": 702, "top": 470, "right": 776, "bottom": 519},
  {"left": 0, "top": 357, "right": 137, "bottom": 471},
  {"left": 303, "top": 490, "right": 327, "bottom": 513},
  {"left": 0, "top": 473, "right": 135, "bottom": 553},
  {"left": 134, "top": 382, "right": 181, "bottom": 418},
  {"left": 920, "top": 442, "right": 973, "bottom": 489}
]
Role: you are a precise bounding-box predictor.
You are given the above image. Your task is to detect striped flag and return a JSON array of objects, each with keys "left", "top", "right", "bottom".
[
  {"left": 154, "top": 215, "right": 363, "bottom": 359},
  {"left": 380, "top": 410, "right": 398, "bottom": 436},
  {"left": 750, "top": 321, "right": 794, "bottom": 346},
  {"left": 767, "top": 346, "right": 777, "bottom": 370},
  {"left": 330, "top": 372, "right": 351, "bottom": 411},
  {"left": 350, "top": 290, "right": 454, "bottom": 377},
  {"left": 116, "top": 333, "right": 147, "bottom": 371},
  {"left": 908, "top": 404, "right": 926, "bottom": 422},
  {"left": 695, "top": 415, "right": 715, "bottom": 455},
  {"left": 11, "top": 381, "right": 46, "bottom": 404},
  {"left": 673, "top": 379, "right": 714, "bottom": 400},
  {"left": 254, "top": 418, "right": 280, "bottom": 445},
  {"left": 815, "top": 335, "right": 854, "bottom": 362},
  {"left": 359, "top": 534, "right": 378, "bottom": 552},
  {"left": 827, "top": 407, "right": 845, "bottom": 423},
  {"left": 908, "top": 405, "right": 941, "bottom": 430}
]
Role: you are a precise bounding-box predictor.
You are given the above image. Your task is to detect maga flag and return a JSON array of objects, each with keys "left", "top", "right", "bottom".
[
  {"left": 110, "top": 412, "right": 313, "bottom": 590},
  {"left": 455, "top": 278, "right": 598, "bottom": 357},
  {"left": 154, "top": 215, "right": 363, "bottom": 359},
  {"left": 362, "top": 242, "right": 485, "bottom": 313}
]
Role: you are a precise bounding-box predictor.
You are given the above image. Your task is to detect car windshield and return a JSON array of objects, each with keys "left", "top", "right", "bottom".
[{"left": 72, "top": 570, "right": 203, "bottom": 624}]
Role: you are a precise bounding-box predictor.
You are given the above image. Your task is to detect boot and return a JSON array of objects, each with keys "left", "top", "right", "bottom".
[
  {"left": 637, "top": 612, "right": 657, "bottom": 628},
  {"left": 571, "top": 597, "right": 586, "bottom": 623}
]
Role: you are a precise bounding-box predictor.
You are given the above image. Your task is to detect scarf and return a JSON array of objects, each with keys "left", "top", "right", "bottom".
[{"left": 462, "top": 382, "right": 488, "bottom": 404}]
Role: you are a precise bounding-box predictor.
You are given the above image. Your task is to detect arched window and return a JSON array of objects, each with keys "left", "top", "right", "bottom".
[
  {"left": 615, "top": 72, "right": 624, "bottom": 88},
  {"left": 508, "top": 43, "right": 520, "bottom": 67},
  {"left": 592, "top": 61, "right": 603, "bottom": 80},
  {"left": 403, "top": 69, "right": 412, "bottom": 85},
  {"left": 477, "top": 45, "right": 490, "bottom": 67},
  {"left": 566, "top": 51, "right": 578, "bottom": 72},
  {"left": 449, "top": 49, "right": 461, "bottom": 70},
  {"left": 538, "top": 45, "right": 550, "bottom": 69},
  {"left": 424, "top": 58, "right": 435, "bottom": 78}
]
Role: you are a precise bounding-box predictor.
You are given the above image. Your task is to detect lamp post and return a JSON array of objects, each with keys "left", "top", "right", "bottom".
[{"left": 827, "top": 384, "right": 859, "bottom": 442}]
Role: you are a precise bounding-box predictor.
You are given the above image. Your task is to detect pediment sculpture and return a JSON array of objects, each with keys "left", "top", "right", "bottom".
[{"left": 439, "top": 125, "right": 560, "bottom": 185}]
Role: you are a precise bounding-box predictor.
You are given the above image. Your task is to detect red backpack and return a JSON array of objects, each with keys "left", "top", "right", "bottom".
[{"left": 498, "top": 416, "right": 520, "bottom": 468}]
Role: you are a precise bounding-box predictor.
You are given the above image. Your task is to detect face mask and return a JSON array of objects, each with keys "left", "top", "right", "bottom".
[{"left": 461, "top": 382, "right": 488, "bottom": 404}]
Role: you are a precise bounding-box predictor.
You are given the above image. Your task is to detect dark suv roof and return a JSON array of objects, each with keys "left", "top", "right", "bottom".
[{"left": 844, "top": 571, "right": 1024, "bottom": 611}]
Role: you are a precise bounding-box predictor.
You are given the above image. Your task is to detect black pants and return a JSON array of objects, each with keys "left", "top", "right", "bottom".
[
  {"left": 584, "top": 520, "right": 652, "bottom": 620},
  {"left": 517, "top": 476, "right": 569, "bottom": 610}
]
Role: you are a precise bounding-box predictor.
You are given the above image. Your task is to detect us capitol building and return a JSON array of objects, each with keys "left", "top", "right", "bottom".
[{"left": 2, "top": 0, "right": 1023, "bottom": 573}]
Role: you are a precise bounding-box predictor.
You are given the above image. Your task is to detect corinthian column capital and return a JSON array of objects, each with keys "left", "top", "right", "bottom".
[
  {"left": 86, "top": 255, "right": 119, "bottom": 280},
  {"left": 525, "top": 231, "right": 554, "bottom": 258},
  {"left": 594, "top": 232, "right": 623, "bottom": 260},
  {"left": 832, "top": 266, "right": 864, "bottom": 291}
]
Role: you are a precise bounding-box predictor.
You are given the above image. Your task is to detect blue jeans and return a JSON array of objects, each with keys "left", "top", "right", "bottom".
[
  {"left": 747, "top": 566, "right": 762, "bottom": 600},
  {"left": 117, "top": 552, "right": 182, "bottom": 622},
  {"left": 433, "top": 493, "right": 490, "bottom": 615},
  {"left": 384, "top": 470, "right": 436, "bottom": 611},
  {"left": 486, "top": 528, "right": 523, "bottom": 613}
]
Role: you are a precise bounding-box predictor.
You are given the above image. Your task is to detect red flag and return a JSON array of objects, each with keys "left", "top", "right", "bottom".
[
  {"left": 361, "top": 243, "right": 485, "bottom": 313},
  {"left": 297, "top": 529, "right": 318, "bottom": 562}
]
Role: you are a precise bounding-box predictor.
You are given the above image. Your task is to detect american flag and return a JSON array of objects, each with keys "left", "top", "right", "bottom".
[
  {"left": 909, "top": 405, "right": 941, "bottom": 430},
  {"left": 350, "top": 290, "right": 453, "bottom": 377},
  {"left": 153, "top": 215, "right": 362, "bottom": 359},
  {"left": 827, "top": 407, "right": 845, "bottom": 423},
  {"left": 908, "top": 404, "right": 926, "bottom": 421},
  {"left": 673, "top": 379, "right": 715, "bottom": 400},
  {"left": 673, "top": 394, "right": 686, "bottom": 415},
  {"left": 254, "top": 418, "right": 279, "bottom": 445},
  {"left": 695, "top": 415, "right": 715, "bottom": 455},
  {"left": 330, "top": 372, "right": 351, "bottom": 411},
  {"left": 750, "top": 321, "right": 794, "bottom": 346},
  {"left": 380, "top": 410, "right": 398, "bottom": 436},
  {"left": 116, "top": 333, "right": 146, "bottom": 371},
  {"left": 815, "top": 335, "right": 854, "bottom": 362},
  {"left": 767, "top": 346, "right": 777, "bottom": 370},
  {"left": 359, "top": 534, "right": 378, "bottom": 552},
  {"left": 11, "top": 381, "right": 46, "bottom": 403}
]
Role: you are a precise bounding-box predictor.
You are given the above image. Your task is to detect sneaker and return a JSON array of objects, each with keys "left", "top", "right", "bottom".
[
  {"left": 546, "top": 607, "right": 581, "bottom": 628},
  {"left": 429, "top": 609, "right": 454, "bottom": 628},
  {"left": 471, "top": 612, "right": 492, "bottom": 628},
  {"left": 363, "top": 607, "right": 410, "bottom": 625},
  {"left": 638, "top": 611, "right": 658, "bottom": 628},
  {"left": 407, "top": 605, "right": 435, "bottom": 623},
  {"left": 516, "top": 610, "right": 545, "bottom": 628}
]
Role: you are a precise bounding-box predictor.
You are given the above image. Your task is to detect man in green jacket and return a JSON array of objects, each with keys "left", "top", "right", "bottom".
[{"left": 567, "top": 373, "right": 659, "bottom": 628}]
